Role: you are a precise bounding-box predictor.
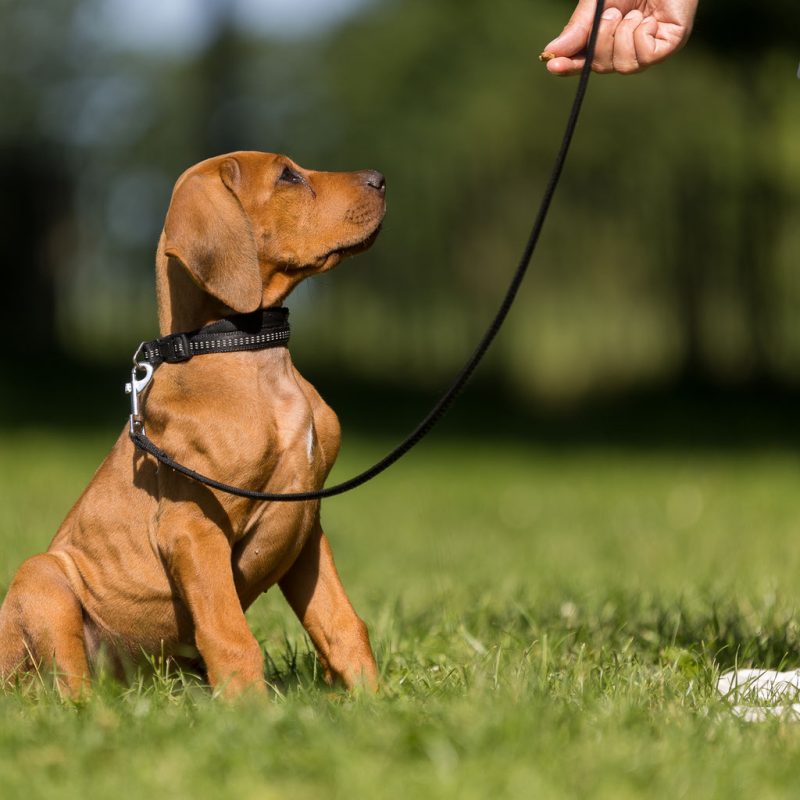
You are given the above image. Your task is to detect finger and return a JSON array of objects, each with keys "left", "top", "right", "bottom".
[
  {"left": 592, "top": 7, "right": 623, "bottom": 73},
  {"left": 544, "top": 0, "right": 599, "bottom": 58},
  {"left": 612, "top": 9, "right": 644, "bottom": 74},
  {"left": 635, "top": 16, "right": 681, "bottom": 66},
  {"left": 545, "top": 55, "right": 587, "bottom": 76}
]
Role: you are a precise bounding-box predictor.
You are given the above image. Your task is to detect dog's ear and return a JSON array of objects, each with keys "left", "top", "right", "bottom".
[{"left": 163, "top": 158, "right": 262, "bottom": 314}]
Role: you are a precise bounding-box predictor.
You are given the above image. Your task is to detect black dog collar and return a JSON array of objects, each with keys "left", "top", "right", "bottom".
[{"left": 136, "top": 307, "right": 291, "bottom": 367}]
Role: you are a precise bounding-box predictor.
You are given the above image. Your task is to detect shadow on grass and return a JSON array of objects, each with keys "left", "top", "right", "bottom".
[{"left": 4, "top": 355, "right": 800, "bottom": 452}]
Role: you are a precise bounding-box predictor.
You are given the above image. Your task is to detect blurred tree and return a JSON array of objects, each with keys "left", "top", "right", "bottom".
[
  {"left": 303, "top": 0, "right": 800, "bottom": 397},
  {"left": 0, "top": 2, "right": 78, "bottom": 358},
  {"left": 0, "top": 0, "right": 797, "bottom": 403},
  {"left": 0, "top": 148, "right": 71, "bottom": 358},
  {"left": 694, "top": 0, "right": 798, "bottom": 53},
  {"left": 671, "top": 0, "right": 798, "bottom": 383}
]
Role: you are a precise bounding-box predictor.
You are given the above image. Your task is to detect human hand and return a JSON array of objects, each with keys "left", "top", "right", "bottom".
[{"left": 542, "top": 0, "right": 699, "bottom": 75}]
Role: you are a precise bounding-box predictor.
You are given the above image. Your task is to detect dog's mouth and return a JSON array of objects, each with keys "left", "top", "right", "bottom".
[
  {"left": 333, "top": 222, "right": 383, "bottom": 259},
  {"left": 320, "top": 219, "right": 384, "bottom": 267}
]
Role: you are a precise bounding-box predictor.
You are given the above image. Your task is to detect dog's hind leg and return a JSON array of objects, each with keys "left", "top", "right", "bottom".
[
  {"left": 279, "top": 525, "right": 378, "bottom": 691},
  {"left": 0, "top": 594, "right": 28, "bottom": 688},
  {"left": 0, "top": 554, "right": 89, "bottom": 698}
]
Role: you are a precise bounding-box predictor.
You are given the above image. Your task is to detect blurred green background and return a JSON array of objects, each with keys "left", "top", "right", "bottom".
[
  {"left": 0, "top": 0, "right": 798, "bottom": 420},
  {"left": 2, "top": 6, "right": 800, "bottom": 794}
]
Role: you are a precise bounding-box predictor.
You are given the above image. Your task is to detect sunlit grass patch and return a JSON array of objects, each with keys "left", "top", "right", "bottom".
[{"left": 2, "top": 428, "right": 800, "bottom": 798}]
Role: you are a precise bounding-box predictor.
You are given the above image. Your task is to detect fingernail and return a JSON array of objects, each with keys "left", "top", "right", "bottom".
[
  {"left": 624, "top": 10, "right": 642, "bottom": 20},
  {"left": 602, "top": 8, "right": 621, "bottom": 20}
]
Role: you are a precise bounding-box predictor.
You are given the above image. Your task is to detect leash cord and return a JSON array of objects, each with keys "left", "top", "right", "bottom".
[{"left": 131, "top": 0, "right": 605, "bottom": 501}]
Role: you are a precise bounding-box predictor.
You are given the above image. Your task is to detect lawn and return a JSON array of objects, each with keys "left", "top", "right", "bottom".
[{"left": 2, "top": 418, "right": 800, "bottom": 799}]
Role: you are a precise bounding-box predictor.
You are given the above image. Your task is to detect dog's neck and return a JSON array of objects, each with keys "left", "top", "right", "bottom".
[
  {"left": 155, "top": 255, "right": 222, "bottom": 334},
  {"left": 155, "top": 238, "right": 300, "bottom": 335}
]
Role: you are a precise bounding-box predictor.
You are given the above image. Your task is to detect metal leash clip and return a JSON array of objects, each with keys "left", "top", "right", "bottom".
[{"left": 125, "top": 347, "right": 155, "bottom": 435}]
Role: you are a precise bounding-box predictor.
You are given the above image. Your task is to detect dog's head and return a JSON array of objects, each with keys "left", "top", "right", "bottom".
[{"left": 161, "top": 151, "right": 386, "bottom": 314}]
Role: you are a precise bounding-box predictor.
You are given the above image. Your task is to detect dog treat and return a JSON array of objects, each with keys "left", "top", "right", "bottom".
[{"left": 539, "top": 51, "right": 556, "bottom": 62}]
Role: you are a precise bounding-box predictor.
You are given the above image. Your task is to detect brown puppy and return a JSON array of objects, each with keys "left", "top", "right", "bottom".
[{"left": 0, "top": 152, "right": 386, "bottom": 697}]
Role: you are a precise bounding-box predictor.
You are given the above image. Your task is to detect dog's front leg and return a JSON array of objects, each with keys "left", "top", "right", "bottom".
[
  {"left": 279, "top": 524, "right": 378, "bottom": 691},
  {"left": 157, "top": 508, "right": 266, "bottom": 698}
]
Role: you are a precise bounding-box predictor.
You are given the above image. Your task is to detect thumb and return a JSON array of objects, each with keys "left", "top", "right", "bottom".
[{"left": 544, "top": 0, "right": 598, "bottom": 57}]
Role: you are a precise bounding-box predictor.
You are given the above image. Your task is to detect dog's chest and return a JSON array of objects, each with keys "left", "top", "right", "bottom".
[
  {"left": 262, "top": 370, "right": 338, "bottom": 485},
  {"left": 229, "top": 365, "right": 340, "bottom": 598}
]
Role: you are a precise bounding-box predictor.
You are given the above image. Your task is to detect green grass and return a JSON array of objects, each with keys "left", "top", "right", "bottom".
[{"left": 3, "top": 424, "right": 800, "bottom": 798}]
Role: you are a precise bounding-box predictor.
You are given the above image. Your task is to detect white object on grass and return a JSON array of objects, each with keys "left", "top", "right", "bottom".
[{"left": 717, "top": 669, "right": 800, "bottom": 721}]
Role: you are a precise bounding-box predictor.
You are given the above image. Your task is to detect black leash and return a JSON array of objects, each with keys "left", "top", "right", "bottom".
[{"left": 130, "top": 0, "right": 605, "bottom": 501}]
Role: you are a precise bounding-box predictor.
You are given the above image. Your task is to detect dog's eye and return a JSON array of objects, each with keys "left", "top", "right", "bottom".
[{"left": 278, "top": 167, "right": 302, "bottom": 185}]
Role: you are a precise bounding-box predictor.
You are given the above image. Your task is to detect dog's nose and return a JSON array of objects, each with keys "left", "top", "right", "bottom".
[{"left": 361, "top": 170, "right": 386, "bottom": 195}]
